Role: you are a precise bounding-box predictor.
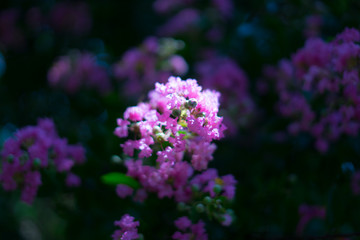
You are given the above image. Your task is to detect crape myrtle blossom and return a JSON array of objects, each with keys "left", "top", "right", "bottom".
[
  {"left": 261, "top": 28, "right": 360, "bottom": 152},
  {"left": 0, "top": 118, "right": 86, "bottom": 204},
  {"left": 48, "top": 50, "right": 111, "bottom": 94},
  {"left": 172, "top": 216, "right": 208, "bottom": 240},
  {"left": 114, "top": 77, "right": 236, "bottom": 229},
  {"left": 112, "top": 214, "right": 140, "bottom": 240},
  {"left": 196, "top": 53, "right": 255, "bottom": 134},
  {"left": 115, "top": 76, "right": 225, "bottom": 171},
  {"left": 113, "top": 37, "right": 188, "bottom": 98}
]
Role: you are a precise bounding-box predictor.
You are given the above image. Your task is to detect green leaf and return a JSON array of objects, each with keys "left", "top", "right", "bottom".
[{"left": 101, "top": 172, "right": 140, "bottom": 189}]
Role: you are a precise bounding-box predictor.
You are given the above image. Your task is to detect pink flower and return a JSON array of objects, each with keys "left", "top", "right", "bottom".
[
  {"left": 114, "top": 119, "right": 130, "bottom": 138},
  {"left": 113, "top": 37, "right": 188, "bottom": 98},
  {"left": 172, "top": 217, "right": 208, "bottom": 240},
  {"left": 263, "top": 28, "right": 360, "bottom": 152},
  {"left": 0, "top": 118, "right": 86, "bottom": 204},
  {"left": 48, "top": 51, "right": 110, "bottom": 94},
  {"left": 112, "top": 214, "right": 140, "bottom": 240},
  {"left": 116, "top": 184, "right": 134, "bottom": 198},
  {"left": 66, "top": 173, "right": 81, "bottom": 187}
]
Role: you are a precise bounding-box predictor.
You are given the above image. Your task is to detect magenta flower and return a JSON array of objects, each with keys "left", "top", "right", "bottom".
[
  {"left": 113, "top": 37, "right": 188, "bottom": 98},
  {"left": 196, "top": 53, "right": 255, "bottom": 135},
  {"left": 112, "top": 214, "right": 140, "bottom": 240},
  {"left": 0, "top": 118, "right": 86, "bottom": 204},
  {"left": 116, "top": 184, "right": 134, "bottom": 198},
  {"left": 262, "top": 28, "right": 360, "bottom": 152},
  {"left": 172, "top": 216, "right": 208, "bottom": 240},
  {"left": 48, "top": 51, "right": 110, "bottom": 94},
  {"left": 112, "top": 76, "right": 239, "bottom": 204}
]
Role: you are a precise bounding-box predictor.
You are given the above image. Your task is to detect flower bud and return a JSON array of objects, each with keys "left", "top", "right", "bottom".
[
  {"left": 195, "top": 112, "right": 206, "bottom": 118},
  {"left": 195, "top": 203, "right": 205, "bottom": 213},
  {"left": 111, "top": 155, "right": 122, "bottom": 164},
  {"left": 177, "top": 202, "right": 187, "bottom": 211},
  {"left": 171, "top": 108, "right": 181, "bottom": 118},
  {"left": 203, "top": 196, "right": 212, "bottom": 204},
  {"left": 155, "top": 132, "right": 166, "bottom": 142},
  {"left": 213, "top": 184, "right": 222, "bottom": 194},
  {"left": 185, "top": 98, "right": 198, "bottom": 109}
]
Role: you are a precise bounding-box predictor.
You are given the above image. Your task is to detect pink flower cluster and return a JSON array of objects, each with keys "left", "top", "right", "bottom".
[
  {"left": 196, "top": 53, "right": 255, "bottom": 134},
  {"left": 262, "top": 28, "right": 360, "bottom": 152},
  {"left": 0, "top": 118, "right": 85, "bottom": 204},
  {"left": 155, "top": 0, "right": 233, "bottom": 42},
  {"left": 112, "top": 77, "right": 237, "bottom": 234},
  {"left": 48, "top": 51, "right": 111, "bottom": 94},
  {"left": 115, "top": 77, "right": 236, "bottom": 201},
  {"left": 190, "top": 169, "right": 236, "bottom": 201},
  {"left": 114, "top": 77, "right": 233, "bottom": 202},
  {"left": 172, "top": 216, "right": 208, "bottom": 240},
  {"left": 113, "top": 37, "right": 188, "bottom": 98},
  {"left": 112, "top": 214, "right": 140, "bottom": 240}
]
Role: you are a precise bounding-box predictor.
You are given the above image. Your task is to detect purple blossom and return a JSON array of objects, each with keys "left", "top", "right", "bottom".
[
  {"left": 112, "top": 214, "right": 140, "bottom": 240},
  {"left": 66, "top": 173, "right": 81, "bottom": 187},
  {"left": 196, "top": 53, "right": 255, "bottom": 135},
  {"left": 172, "top": 217, "right": 208, "bottom": 240},
  {"left": 113, "top": 37, "right": 188, "bottom": 98},
  {"left": 211, "top": 0, "right": 233, "bottom": 18},
  {"left": 113, "top": 76, "right": 237, "bottom": 203},
  {"left": 48, "top": 51, "right": 110, "bottom": 94},
  {"left": 116, "top": 184, "right": 134, "bottom": 198},
  {"left": 263, "top": 28, "right": 360, "bottom": 152},
  {"left": 191, "top": 169, "right": 237, "bottom": 200},
  {"left": 0, "top": 118, "right": 86, "bottom": 204}
]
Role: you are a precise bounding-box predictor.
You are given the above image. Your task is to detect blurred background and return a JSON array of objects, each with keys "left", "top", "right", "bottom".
[{"left": 1, "top": 0, "right": 360, "bottom": 239}]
